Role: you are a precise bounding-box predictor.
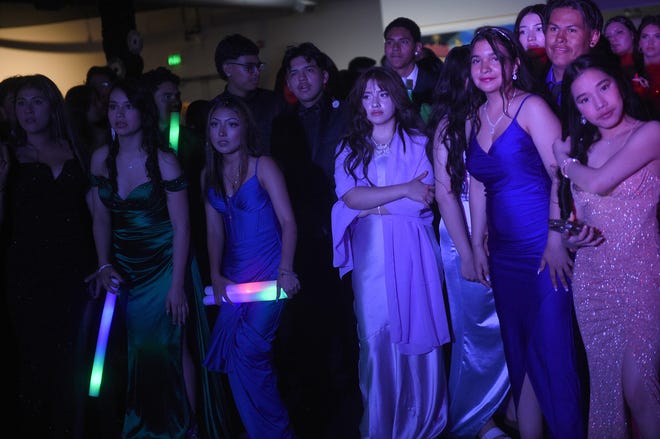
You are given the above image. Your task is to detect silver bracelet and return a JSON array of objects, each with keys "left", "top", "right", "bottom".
[
  {"left": 97, "top": 263, "right": 113, "bottom": 273},
  {"left": 560, "top": 158, "right": 579, "bottom": 179}
]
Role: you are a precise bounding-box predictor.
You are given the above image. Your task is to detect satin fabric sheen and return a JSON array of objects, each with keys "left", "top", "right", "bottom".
[
  {"left": 203, "top": 161, "right": 294, "bottom": 439},
  {"left": 441, "top": 198, "right": 510, "bottom": 438},
  {"left": 466, "top": 96, "right": 585, "bottom": 438},
  {"left": 333, "top": 131, "right": 449, "bottom": 438},
  {"left": 94, "top": 175, "right": 230, "bottom": 439}
]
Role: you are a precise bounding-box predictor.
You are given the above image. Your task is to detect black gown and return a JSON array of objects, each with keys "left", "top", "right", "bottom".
[{"left": 4, "top": 159, "right": 96, "bottom": 437}]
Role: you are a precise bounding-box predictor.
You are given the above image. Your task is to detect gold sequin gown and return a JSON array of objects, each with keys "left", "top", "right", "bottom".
[{"left": 571, "top": 164, "right": 660, "bottom": 438}]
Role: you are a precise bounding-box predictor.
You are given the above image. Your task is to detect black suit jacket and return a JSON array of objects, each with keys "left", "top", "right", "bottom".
[
  {"left": 411, "top": 64, "right": 440, "bottom": 112},
  {"left": 270, "top": 93, "right": 349, "bottom": 243}
]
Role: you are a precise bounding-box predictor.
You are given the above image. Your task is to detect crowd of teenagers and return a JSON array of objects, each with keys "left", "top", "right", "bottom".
[{"left": 0, "top": 0, "right": 658, "bottom": 438}]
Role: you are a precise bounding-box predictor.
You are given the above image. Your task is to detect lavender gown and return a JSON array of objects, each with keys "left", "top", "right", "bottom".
[{"left": 332, "top": 131, "right": 449, "bottom": 439}]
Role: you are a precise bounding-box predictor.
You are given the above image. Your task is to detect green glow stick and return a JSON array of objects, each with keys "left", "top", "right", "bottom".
[
  {"left": 169, "top": 112, "right": 180, "bottom": 154},
  {"left": 89, "top": 291, "right": 117, "bottom": 397}
]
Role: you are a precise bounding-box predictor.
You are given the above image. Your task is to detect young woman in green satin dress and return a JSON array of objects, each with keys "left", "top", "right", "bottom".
[{"left": 88, "top": 78, "right": 230, "bottom": 439}]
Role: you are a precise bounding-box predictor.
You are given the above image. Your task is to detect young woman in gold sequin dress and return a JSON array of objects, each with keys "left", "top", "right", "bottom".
[{"left": 554, "top": 53, "right": 660, "bottom": 438}]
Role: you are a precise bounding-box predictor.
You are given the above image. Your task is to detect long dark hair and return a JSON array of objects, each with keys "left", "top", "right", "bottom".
[
  {"left": 558, "top": 53, "right": 645, "bottom": 218},
  {"left": 637, "top": 15, "right": 660, "bottom": 70},
  {"left": 514, "top": 3, "right": 547, "bottom": 39},
  {"left": 105, "top": 78, "right": 168, "bottom": 194},
  {"left": 426, "top": 45, "right": 476, "bottom": 196},
  {"left": 203, "top": 95, "right": 260, "bottom": 198},
  {"left": 338, "top": 66, "right": 424, "bottom": 184},
  {"left": 13, "top": 74, "right": 86, "bottom": 171},
  {"left": 466, "top": 27, "right": 537, "bottom": 134}
]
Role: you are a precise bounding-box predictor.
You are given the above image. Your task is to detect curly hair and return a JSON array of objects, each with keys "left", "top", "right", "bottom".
[{"left": 338, "top": 66, "right": 424, "bottom": 185}]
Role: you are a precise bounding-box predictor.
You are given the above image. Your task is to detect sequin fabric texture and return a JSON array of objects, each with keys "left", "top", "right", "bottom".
[{"left": 571, "top": 164, "right": 660, "bottom": 438}]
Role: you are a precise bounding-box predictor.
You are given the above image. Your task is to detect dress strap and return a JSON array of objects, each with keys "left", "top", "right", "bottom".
[
  {"left": 512, "top": 94, "right": 533, "bottom": 121},
  {"left": 254, "top": 157, "right": 260, "bottom": 178}
]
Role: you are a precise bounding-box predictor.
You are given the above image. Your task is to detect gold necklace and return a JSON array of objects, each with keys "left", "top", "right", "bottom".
[{"left": 483, "top": 90, "right": 517, "bottom": 135}]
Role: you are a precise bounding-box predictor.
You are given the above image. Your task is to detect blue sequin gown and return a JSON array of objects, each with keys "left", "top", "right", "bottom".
[
  {"left": 93, "top": 174, "right": 230, "bottom": 439},
  {"left": 465, "top": 96, "right": 585, "bottom": 438},
  {"left": 203, "top": 158, "right": 294, "bottom": 439}
]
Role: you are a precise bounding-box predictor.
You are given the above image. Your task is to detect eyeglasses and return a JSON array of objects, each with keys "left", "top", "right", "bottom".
[{"left": 226, "top": 62, "right": 265, "bottom": 73}]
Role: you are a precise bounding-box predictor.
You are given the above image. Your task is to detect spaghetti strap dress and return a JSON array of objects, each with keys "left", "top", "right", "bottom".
[
  {"left": 465, "top": 95, "right": 585, "bottom": 438},
  {"left": 203, "top": 158, "right": 294, "bottom": 439}
]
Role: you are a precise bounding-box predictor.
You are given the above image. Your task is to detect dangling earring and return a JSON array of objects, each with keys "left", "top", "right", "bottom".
[
  {"left": 111, "top": 127, "right": 117, "bottom": 141},
  {"left": 580, "top": 115, "right": 587, "bottom": 125},
  {"left": 512, "top": 70, "right": 518, "bottom": 81}
]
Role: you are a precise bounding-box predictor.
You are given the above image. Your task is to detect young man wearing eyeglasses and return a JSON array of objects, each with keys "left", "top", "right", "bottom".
[{"left": 213, "top": 33, "right": 285, "bottom": 154}]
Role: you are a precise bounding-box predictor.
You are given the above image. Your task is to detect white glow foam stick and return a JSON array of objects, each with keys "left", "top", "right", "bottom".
[
  {"left": 88, "top": 291, "right": 117, "bottom": 397},
  {"left": 203, "top": 280, "right": 287, "bottom": 305}
]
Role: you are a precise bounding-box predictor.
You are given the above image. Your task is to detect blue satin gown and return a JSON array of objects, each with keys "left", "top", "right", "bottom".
[
  {"left": 465, "top": 96, "right": 585, "bottom": 438},
  {"left": 203, "top": 158, "right": 294, "bottom": 439}
]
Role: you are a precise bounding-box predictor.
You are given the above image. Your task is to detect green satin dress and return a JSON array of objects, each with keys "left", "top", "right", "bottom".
[{"left": 93, "top": 174, "right": 232, "bottom": 439}]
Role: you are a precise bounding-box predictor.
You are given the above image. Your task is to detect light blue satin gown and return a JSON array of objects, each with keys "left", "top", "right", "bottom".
[{"left": 440, "top": 187, "right": 510, "bottom": 438}]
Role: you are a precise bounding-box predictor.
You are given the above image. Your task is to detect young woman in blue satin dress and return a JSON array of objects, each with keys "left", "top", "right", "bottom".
[
  {"left": 89, "top": 78, "right": 230, "bottom": 439},
  {"left": 202, "top": 96, "right": 300, "bottom": 439},
  {"left": 465, "top": 27, "right": 586, "bottom": 438},
  {"left": 428, "top": 45, "right": 512, "bottom": 439}
]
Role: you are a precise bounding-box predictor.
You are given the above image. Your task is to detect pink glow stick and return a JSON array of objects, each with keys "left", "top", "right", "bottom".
[{"left": 203, "top": 280, "right": 288, "bottom": 305}]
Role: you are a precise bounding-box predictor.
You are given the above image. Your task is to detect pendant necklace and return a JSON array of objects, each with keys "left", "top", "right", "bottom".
[
  {"left": 483, "top": 90, "right": 517, "bottom": 135},
  {"left": 225, "top": 168, "right": 240, "bottom": 192},
  {"left": 371, "top": 135, "right": 393, "bottom": 156},
  {"left": 124, "top": 153, "right": 145, "bottom": 171},
  {"left": 604, "top": 120, "right": 641, "bottom": 147}
]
